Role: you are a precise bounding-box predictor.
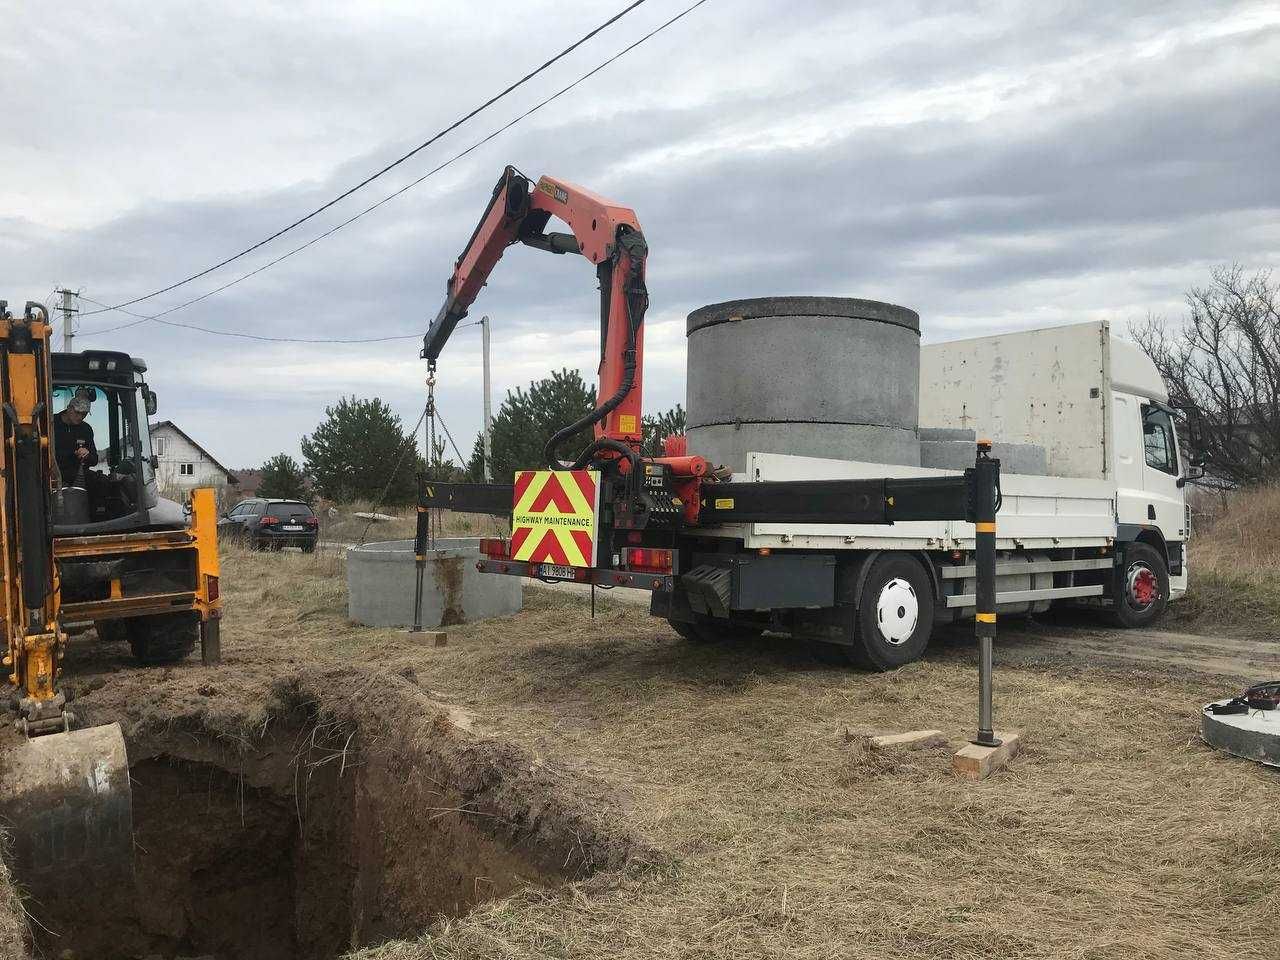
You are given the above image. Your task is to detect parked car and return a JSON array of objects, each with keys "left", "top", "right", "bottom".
[{"left": 218, "top": 498, "right": 318, "bottom": 552}]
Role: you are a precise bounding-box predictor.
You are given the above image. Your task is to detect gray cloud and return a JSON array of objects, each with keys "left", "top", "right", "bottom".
[{"left": 3, "top": 0, "right": 1276, "bottom": 468}]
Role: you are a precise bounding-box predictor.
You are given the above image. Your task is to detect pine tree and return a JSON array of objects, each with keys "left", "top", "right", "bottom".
[
  {"left": 257, "top": 453, "right": 308, "bottom": 500},
  {"left": 301, "top": 396, "right": 417, "bottom": 504}
]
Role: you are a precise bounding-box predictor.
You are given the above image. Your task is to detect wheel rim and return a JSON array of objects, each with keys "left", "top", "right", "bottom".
[
  {"left": 875, "top": 577, "right": 918, "bottom": 645},
  {"left": 1126, "top": 562, "right": 1160, "bottom": 610}
]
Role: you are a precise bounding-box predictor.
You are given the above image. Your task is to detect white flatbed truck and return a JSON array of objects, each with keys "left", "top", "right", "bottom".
[{"left": 431, "top": 320, "right": 1188, "bottom": 671}]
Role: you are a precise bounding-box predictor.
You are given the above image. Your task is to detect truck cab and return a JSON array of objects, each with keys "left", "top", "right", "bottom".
[{"left": 1108, "top": 338, "right": 1188, "bottom": 598}]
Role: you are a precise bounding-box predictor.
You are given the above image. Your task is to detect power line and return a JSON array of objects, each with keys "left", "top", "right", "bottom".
[
  {"left": 75, "top": 294, "right": 420, "bottom": 343},
  {"left": 78, "top": 295, "right": 483, "bottom": 343},
  {"left": 77, "top": 0, "right": 711, "bottom": 339},
  {"left": 81, "top": 1, "right": 649, "bottom": 317}
]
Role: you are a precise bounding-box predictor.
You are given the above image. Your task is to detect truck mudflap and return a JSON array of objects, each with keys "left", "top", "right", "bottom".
[{"left": 476, "top": 557, "right": 673, "bottom": 593}]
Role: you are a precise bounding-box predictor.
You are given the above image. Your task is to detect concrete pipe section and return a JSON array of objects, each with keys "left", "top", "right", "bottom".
[
  {"left": 347, "top": 538, "right": 522, "bottom": 628},
  {"left": 686, "top": 296, "right": 922, "bottom": 472}
]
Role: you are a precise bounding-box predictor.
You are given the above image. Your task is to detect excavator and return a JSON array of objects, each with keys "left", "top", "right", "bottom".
[{"left": 0, "top": 300, "right": 222, "bottom": 930}]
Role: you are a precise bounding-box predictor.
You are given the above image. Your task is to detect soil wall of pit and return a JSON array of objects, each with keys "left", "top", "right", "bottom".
[{"left": 15, "top": 673, "right": 638, "bottom": 960}]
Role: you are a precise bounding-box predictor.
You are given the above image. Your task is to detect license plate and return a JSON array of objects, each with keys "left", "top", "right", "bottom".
[
  {"left": 282, "top": 525, "right": 303, "bottom": 532},
  {"left": 538, "top": 563, "right": 576, "bottom": 579}
]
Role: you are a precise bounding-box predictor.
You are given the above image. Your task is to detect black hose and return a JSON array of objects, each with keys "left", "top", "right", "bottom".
[{"left": 544, "top": 227, "right": 648, "bottom": 469}]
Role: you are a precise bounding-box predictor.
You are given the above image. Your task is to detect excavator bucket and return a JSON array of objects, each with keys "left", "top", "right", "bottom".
[{"left": 0, "top": 723, "right": 133, "bottom": 930}]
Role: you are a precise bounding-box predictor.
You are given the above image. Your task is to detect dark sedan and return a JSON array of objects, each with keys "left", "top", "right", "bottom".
[{"left": 218, "top": 498, "right": 318, "bottom": 552}]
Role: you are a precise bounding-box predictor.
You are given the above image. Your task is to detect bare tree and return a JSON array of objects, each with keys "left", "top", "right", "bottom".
[{"left": 1133, "top": 266, "right": 1279, "bottom": 487}]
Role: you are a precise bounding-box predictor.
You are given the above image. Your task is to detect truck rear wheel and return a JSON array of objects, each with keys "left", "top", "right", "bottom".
[
  {"left": 1111, "top": 542, "right": 1168, "bottom": 628},
  {"left": 846, "top": 554, "right": 934, "bottom": 670},
  {"left": 126, "top": 612, "right": 199, "bottom": 665}
]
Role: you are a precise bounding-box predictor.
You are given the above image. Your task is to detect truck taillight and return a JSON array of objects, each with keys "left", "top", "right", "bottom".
[
  {"left": 206, "top": 575, "right": 220, "bottom": 602},
  {"left": 625, "top": 547, "right": 672, "bottom": 573},
  {"left": 479, "top": 538, "right": 510, "bottom": 559}
]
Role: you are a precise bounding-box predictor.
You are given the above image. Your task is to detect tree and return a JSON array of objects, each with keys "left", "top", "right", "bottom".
[
  {"left": 642, "top": 403, "right": 686, "bottom": 457},
  {"left": 301, "top": 396, "right": 418, "bottom": 504},
  {"left": 467, "top": 369, "right": 595, "bottom": 481},
  {"left": 257, "top": 453, "right": 308, "bottom": 500},
  {"left": 1133, "top": 266, "right": 1280, "bottom": 487}
]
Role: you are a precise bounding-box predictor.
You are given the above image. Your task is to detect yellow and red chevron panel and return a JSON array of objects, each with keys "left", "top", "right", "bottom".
[{"left": 510, "top": 470, "right": 601, "bottom": 568}]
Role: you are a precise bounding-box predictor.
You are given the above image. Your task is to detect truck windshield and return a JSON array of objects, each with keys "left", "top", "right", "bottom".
[{"left": 1142, "top": 405, "right": 1179, "bottom": 476}]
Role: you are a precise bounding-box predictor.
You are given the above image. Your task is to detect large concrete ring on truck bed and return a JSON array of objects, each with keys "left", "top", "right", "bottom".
[{"left": 685, "top": 296, "right": 921, "bottom": 471}]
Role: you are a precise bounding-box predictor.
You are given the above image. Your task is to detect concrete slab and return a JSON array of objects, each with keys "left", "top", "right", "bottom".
[
  {"left": 953, "top": 731, "right": 1022, "bottom": 781},
  {"left": 870, "top": 729, "right": 948, "bottom": 750}
]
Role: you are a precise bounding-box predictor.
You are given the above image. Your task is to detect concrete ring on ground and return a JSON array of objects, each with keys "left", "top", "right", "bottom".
[{"left": 347, "top": 538, "right": 522, "bottom": 629}]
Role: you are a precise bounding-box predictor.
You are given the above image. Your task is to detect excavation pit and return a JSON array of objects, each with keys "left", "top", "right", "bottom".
[{"left": 25, "top": 703, "right": 627, "bottom": 960}]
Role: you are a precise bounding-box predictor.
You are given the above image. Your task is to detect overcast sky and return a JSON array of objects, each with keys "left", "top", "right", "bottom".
[{"left": 4, "top": 0, "right": 1277, "bottom": 470}]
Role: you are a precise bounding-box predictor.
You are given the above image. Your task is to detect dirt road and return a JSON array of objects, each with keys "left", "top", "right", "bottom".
[{"left": 529, "top": 582, "right": 1279, "bottom": 682}]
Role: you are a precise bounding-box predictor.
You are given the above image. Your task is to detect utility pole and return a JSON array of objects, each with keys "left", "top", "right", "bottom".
[
  {"left": 57, "top": 289, "right": 78, "bottom": 352},
  {"left": 481, "top": 315, "right": 493, "bottom": 482}
]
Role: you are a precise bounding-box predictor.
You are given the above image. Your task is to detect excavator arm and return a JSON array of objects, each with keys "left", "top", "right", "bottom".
[{"left": 423, "top": 165, "right": 649, "bottom": 467}]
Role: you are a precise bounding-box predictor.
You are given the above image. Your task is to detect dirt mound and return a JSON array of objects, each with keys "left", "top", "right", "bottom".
[{"left": 10, "top": 666, "right": 645, "bottom": 959}]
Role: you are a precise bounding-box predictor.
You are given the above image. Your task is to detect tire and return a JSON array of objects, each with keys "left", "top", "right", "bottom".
[
  {"left": 1110, "top": 541, "right": 1169, "bottom": 628},
  {"left": 845, "top": 554, "right": 935, "bottom": 671},
  {"left": 94, "top": 619, "right": 129, "bottom": 645},
  {"left": 301, "top": 542, "right": 316, "bottom": 554},
  {"left": 126, "top": 612, "right": 199, "bottom": 666}
]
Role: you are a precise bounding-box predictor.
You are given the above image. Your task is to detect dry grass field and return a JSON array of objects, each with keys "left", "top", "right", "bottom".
[
  {"left": 1171, "top": 483, "right": 1280, "bottom": 636},
  {"left": 3, "top": 539, "right": 1262, "bottom": 960}
]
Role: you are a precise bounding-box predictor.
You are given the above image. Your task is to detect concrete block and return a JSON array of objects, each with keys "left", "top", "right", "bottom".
[
  {"left": 920, "top": 439, "right": 1048, "bottom": 475},
  {"left": 410, "top": 629, "right": 448, "bottom": 646},
  {"left": 347, "top": 538, "right": 522, "bottom": 629},
  {"left": 918, "top": 426, "right": 976, "bottom": 442},
  {"left": 870, "top": 730, "right": 948, "bottom": 750},
  {"left": 952, "top": 730, "right": 1022, "bottom": 780}
]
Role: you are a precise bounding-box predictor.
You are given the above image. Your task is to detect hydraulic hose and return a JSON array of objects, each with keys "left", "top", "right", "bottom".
[{"left": 544, "top": 227, "right": 648, "bottom": 470}]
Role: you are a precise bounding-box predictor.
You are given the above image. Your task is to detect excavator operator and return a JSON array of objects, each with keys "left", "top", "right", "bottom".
[{"left": 54, "top": 391, "right": 99, "bottom": 486}]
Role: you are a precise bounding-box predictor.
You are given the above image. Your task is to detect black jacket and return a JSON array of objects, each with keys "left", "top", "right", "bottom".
[{"left": 53, "top": 414, "right": 98, "bottom": 481}]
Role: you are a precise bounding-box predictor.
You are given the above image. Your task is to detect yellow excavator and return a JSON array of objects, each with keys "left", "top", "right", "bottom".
[{"left": 0, "top": 300, "right": 222, "bottom": 924}]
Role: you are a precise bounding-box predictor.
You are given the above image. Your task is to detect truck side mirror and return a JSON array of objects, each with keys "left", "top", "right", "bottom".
[
  {"left": 150, "top": 454, "right": 159, "bottom": 471},
  {"left": 144, "top": 389, "right": 158, "bottom": 417},
  {"left": 1177, "top": 461, "right": 1207, "bottom": 487}
]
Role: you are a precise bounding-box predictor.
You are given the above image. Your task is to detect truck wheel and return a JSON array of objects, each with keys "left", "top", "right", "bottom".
[
  {"left": 1111, "top": 542, "right": 1168, "bottom": 628},
  {"left": 847, "top": 554, "right": 935, "bottom": 670},
  {"left": 126, "top": 612, "right": 199, "bottom": 666}
]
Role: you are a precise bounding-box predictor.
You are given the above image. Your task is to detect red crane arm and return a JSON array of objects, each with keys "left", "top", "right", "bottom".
[{"left": 423, "top": 166, "right": 649, "bottom": 462}]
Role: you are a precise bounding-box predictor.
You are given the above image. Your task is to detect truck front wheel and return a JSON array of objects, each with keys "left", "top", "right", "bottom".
[
  {"left": 846, "top": 554, "right": 935, "bottom": 670},
  {"left": 1111, "top": 542, "right": 1169, "bottom": 628}
]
